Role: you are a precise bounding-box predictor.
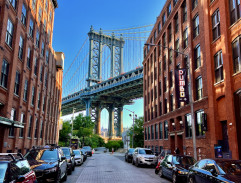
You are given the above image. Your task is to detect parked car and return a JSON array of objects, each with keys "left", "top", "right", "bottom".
[
  {"left": 94, "top": 147, "right": 107, "bottom": 153},
  {"left": 0, "top": 153, "right": 37, "bottom": 183},
  {"left": 159, "top": 154, "right": 196, "bottom": 183},
  {"left": 125, "top": 148, "right": 135, "bottom": 163},
  {"left": 155, "top": 150, "right": 172, "bottom": 174},
  {"left": 188, "top": 159, "right": 241, "bottom": 183},
  {"left": 24, "top": 145, "right": 67, "bottom": 183},
  {"left": 80, "top": 149, "right": 87, "bottom": 161},
  {"left": 73, "top": 149, "right": 83, "bottom": 166},
  {"left": 132, "top": 148, "right": 158, "bottom": 167},
  {"left": 61, "top": 147, "right": 75, "bottom": 175},
  {"left": 82, "top": 146, "right": 92, "bottom": 156}
]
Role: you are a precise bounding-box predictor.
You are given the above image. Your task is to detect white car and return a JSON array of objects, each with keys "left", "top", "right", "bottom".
[
  {"left": 132, "top": 148, "right": 158, "bottom": 167},
  {"left": 73, "top": 149, "right": 84, "bottom": 165}
]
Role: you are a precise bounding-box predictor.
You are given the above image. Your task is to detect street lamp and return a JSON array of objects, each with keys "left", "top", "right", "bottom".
[
  {"left": 124, "top": 108, "right": 137, "bottom": 148},
  {"left": 144, "top": 43, "right": 197, "bottom": 160}
]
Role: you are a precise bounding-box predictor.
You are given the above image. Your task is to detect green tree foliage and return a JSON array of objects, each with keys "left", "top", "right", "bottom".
[
  {"left": 59, "top": 121, "right": 71, "bottom": 146},
  {"left": 105, "top": 140, "right": 123, "bottom": 151},
  {"left": 128, "top": 116, "right": 144, "bottom": 148}
]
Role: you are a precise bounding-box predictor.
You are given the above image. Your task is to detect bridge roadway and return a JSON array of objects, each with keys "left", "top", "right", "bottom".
[{"left": 61, "top": 66, "right": 143, "bottom": 116}]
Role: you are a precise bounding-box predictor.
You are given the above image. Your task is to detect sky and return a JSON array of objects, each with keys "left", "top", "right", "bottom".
[{"left": 53, "top": 0, "right": 165, "bottom": 128}]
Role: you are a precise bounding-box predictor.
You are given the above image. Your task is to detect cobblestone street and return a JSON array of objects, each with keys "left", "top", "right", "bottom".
[{"left": 64, "top": 153, "right": 170, "bottom": 183}]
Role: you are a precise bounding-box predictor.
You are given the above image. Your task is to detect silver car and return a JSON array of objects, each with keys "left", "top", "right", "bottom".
[
  {"left": 73, "top": 149, "right": 84, "bottom": 166},
  {"left": 132, "top": 148, "right": 158, "bottom": 167}
]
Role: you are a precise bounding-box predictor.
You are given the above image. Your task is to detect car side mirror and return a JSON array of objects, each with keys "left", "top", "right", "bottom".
[
  {"left": 17, "top": 176, "right": 25, "bottom": 182},
  {"left": 61, "top": 156, "right": 66, "bottom": 161}
]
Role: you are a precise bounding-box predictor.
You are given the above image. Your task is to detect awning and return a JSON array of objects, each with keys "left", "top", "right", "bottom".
[{"left": 0, "top": 116, "right": 24, "bottom": 128}]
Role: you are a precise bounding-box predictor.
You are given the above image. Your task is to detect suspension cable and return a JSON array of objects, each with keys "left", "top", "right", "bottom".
[{"left": 102, "top": 24, "right": 154, "bottom": 32}]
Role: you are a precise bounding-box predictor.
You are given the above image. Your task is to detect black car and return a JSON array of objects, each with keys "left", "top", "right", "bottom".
[
  {"left": 160, "top": 154, "right": 196, "bottom": 183},
  {"left": 125, "top": 148, "right": 135, "bottom": 163},
  {"left": 188, "top": 159, "right": 241, "bottom": 183},
  {"left": 61, "top": 147, "right": 75, "bottom": 175},
  {"left": 80, "top": 149, "right": 87, "bottom": 162},
  {"left": 24, "top": 145, "right": 67, "bottom": 183},
  {"left": 82, "top": 146, "right": 92, "bottom": 156},
  {"left": 0, "top": 153, "right": 37, "bottom": 183}
]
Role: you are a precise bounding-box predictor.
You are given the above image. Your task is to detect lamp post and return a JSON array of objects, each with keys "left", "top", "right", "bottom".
[
  {"left": 144, "top": 43, "right": 197, "bottom": 160},
  {"left": 71, "top": 108, "right": 76, "bottom": 137},
  {"left": 124, "top": 108, "right": 137, "bottom": 148}
]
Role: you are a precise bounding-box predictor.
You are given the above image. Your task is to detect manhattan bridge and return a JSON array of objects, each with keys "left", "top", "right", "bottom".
[{"left": 61, "top": 25, "right": 153, "bottom": 138}]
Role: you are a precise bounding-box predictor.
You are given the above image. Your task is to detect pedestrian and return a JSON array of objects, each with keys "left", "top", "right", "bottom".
[
  {"left": 175, "top": 147, "right": 180, "bottom": 154},
  {"left": 112, "top": 148, "right": 114, "bottom": 154}
]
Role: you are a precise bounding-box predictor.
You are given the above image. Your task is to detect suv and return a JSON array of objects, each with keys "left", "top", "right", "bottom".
[
  {"left": 82, "top": 146, "right": 92, "bottom": 156},
  {"left": 24, "top": 145, "right": 67, "bottom": 183},
  {"left": 61, "top": 147, "right": 75, "bottom": 175},
  {"left": 132, "top": 148, "right": 158, "bottom": 167},
  {"left": 0, "top": 153, "right": 37, "bottom": 183}
]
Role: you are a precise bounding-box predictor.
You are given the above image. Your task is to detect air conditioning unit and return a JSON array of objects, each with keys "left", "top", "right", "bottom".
[{"left": 55, "top": 52, "right": 65, "bottom": 70}]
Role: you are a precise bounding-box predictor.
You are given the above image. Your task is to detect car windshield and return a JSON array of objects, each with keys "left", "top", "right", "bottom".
[
  {"left": 217, "top": 161, "right": 241, "bottom": 175},
  {"left": 173, "top": 156, "right": 196, "bottom": 165},
  {"left": 139, "top": 149, "right": 153, "bottom": 154},
  {"left": 40, "top": 150, "right": 58, "bottom": 160},
  {"left": 0, "top": 163, "right": 8, "bottom": 183},
  {"left": 62, "top": 149, "right": 71, "bottom": 157},
  {"left": 73, "top": 150, "right": 80, "bottom": 155},
  {"left": 83, "top": 146, "right": 91, "bottom": 150},
  {"left": 129, "top": 149, "right": 135, "bottom": 153}
]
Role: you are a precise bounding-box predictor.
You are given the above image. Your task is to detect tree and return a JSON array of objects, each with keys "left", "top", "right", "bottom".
[
  {"left": 59, "top": 121, "right": 71, "bottom": 146},
  {"left": 128, "top": 116, "right": 144, "bottom": 148}
]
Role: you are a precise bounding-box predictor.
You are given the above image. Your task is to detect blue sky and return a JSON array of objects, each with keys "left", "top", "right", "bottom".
[{"left": 54, "top": 0, "right": 165, "bottom": 128}]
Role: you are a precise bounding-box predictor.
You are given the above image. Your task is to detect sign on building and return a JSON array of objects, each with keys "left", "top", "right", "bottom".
[{"left": 175, "top": 69, "right": 189, "bottom": 103}]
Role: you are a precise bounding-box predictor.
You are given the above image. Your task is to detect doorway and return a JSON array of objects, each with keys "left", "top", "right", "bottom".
[
  {"left": 170, "top": 135, "right": 175, "bottom": 153},
  {"left": 177, "top": 134, "right": 183, "bottom": 154}
]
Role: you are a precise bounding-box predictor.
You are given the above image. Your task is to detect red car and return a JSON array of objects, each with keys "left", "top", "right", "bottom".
[{"left": 0, "top": 153, "right": 37, "bottom": 183}]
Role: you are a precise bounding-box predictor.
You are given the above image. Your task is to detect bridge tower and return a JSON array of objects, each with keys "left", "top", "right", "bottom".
[{"left": 87, "top": 26, "right": 125, "bottom": 87}]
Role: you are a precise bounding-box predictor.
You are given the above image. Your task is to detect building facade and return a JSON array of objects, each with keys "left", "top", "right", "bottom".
[
  {"left": 0, "top": 0, "right": 64, "bottom": 154},
  {"left": 143, "top": 0, "right": 241, "bottom": 160}
]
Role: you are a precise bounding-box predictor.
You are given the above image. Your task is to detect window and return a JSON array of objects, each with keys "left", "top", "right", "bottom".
[
  {"left": 45, "top": 0, "right": 48, "bottom": 11},
  {"left": 151, "top": 125, "right": 154, "bottom": 139},
  {"left": 45, "top": 73, "right": 48, "bottom": 87},
  {"left": 212, "top": 9, "right": 220, "bottom": 41},
  {"left": 28, "top": 116, "right": 32, "bottom": 138},
  {"left": 168, "top": 24, "right": 172, "bottom": 43},
  {"left": 159, "top": 122, "right": 163, "bottom": 139},
  {"left": 196, "top": 110, "right": 205, "bottom": 136},
  {"left": 41, "top": 42, "right": 45, "bottom": 56},
  {"left": 34, "top": 57, "right": 38, "bottom": 75},
  {"left": 232, "top": 37, "right": 241, "bottom": 73},
  {"left": 169, "top": 70, "right": 173, "bottom": 88},
  {"left": 163, "top": 55, "right": 166, "bottom": 70},
  {"left": 159, "top": 101, "right": 162, "bottom": 115},
  {"left": 185, "top": 114, "right": 192, "bottom": 137},
  {"left": 23, "top": 80, "right": 28, "bottom": 101},
  {"left": 40, "top": 65, "right": 43, "bottom": 82},
  {"left": 42, "top": 96, "right": 45, "bottom": 112},
  {"left": 44, "top": 19, "right": 47, "bottom": 31},
  {"left": 18, "top": 36, "right": 24, "bottom": 59},
  {"left": 175, "top": 39, "right": 179, "bottom": 57},
  {"left": 46, "top": 50, "right": 49, "bottom": 63},
  {"left": 167, "top": 3, "right": 171, "bottom": 17},
  {"left": 34, "top": 119, "right": 38, "bottom": 138},
  {"left": 9, "top": 0, "right": 17, "bottom": 8},
  {"left": 49, "top": 11, "right": 52, "bottom": 22},
  {"left": 193, "top": 15, "right": 199, "bottom": 38},
  {"left": 170, "top": 94, "right": 173, "bottom": 111},
  {"left": 169, "top": 49, "right": 173, "bottom": 64},
  {"left": 214, "top": 51, "right": 223, "bottom": 83},
  {"left": 155, "top": 124, "right": 158, "bottom": 139},
  {"left": 158, "top": 22, "right": 161, "bottom": 33},
  {"left": 32, "top": 0, "right": 36, "bottom": 10},
  {"left": 36, "top": 31, "right": 40, "bottom": 48},
  {"left": 164, "top": 77, "right": 167, "bottom": 92},
  {"left": 159, "top": 81, "right": 162, "bottom": 96},
  {"left": 37, "top": 92, "right": 41, "bottom": 109},
  {"left": 229, "top": 0, "right": 241, "bottom": 25},
  {"left": 182, "top": 1, "right": 187, "bottom": 22},
  {"left": 164, "top": 98, "right": 167, "bottom": 113},
  {"left": 14, "top": 71, "right": 20, "bottom": 95},
  {"left": 162, "top": 13, "right": 166, "bottom": 26},
  {"left": 40, "top": 120, "right": 43, "bottom": 138},
  {"left": 192, "top": 0, "right": 198, "bottom": 10},
  {"left": 145, "top": 127, "right": 147, "bottom": 140},
  {"left": 19, "top": 113, "right": 25, "bottom": 137},
  {"left": 148, "top": 126, "right": 150, "bottom": 139},
  {"left": 9, "top": 108, "right": 16, "bottom": 136},
  {"left": 5, "top": 19, "right": 14, "bottom": 47},
  {"left": 164, "top": 121, "right": 168, "bottom": 139},
  {"left": 163, "top": 33, "right": 166, "bottom": 47},
  {"left": 0, "top": 59, "right": 9, "bottom": 88},
  {"left": 21, "top": 4, "right": 27, "bottom": 26},
  {"left": 31, "top": 87, "right": 35, "bottom": 106},
  {"left": 196, "top": 76, "right": 203, "bottom": 100},
  {"left": 174, "top": 13, "right": 179, "bottom": 33},
  {"left": 173, "top": 0, "right": 178, "bottom": 6},
  {"left": 29, "top": 18, "right": 34, "bottom": 38},
  {"left": 194, "top": 44, "right": 201, "bottom": 69},
  {"left": 183, "top": 28, "right": 188, "bottom": 49},
  {"left": 27, "top": 48, "right": 31, "bottom": 68}
]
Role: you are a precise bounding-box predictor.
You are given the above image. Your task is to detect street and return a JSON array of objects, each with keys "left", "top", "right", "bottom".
[{"left": 64, "top": 152, "right": 171, "bottom": 183}]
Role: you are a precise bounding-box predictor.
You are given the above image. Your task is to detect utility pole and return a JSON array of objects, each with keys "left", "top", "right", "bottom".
[{"left": 124, "top": 108, "right": 137, "bottom": 148}]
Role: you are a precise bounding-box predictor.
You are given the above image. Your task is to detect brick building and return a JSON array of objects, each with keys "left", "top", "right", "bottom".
[
  {"left": 0, "top": 0, "right": 64, "bottom": 154},
  {"left": 143, "top": 0, "right": 241, "bottom": 160}
]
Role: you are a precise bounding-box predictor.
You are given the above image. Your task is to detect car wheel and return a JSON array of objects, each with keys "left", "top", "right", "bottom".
[
  {"left": 125, "top": 156, "right": 127, "bottom": 162},
  {"left": 135, "top": 159, "right": 139, "bottom": 167},
  {"left": 72, "top": 163, "right": 75, "bottom": 171},
  {"left": 62, "top": 170, "right": 67, "bottom": 181},
  {"left": 68, "top": 167, "right": 72, "bottom": 175},
  {"left": 172, "top": 173, "right": 178, "bottom": 183},
  {"left": 132, "top": 159, "right": 135, "bottom": 165},
  {"left": 128, "top": 158, "right": 131, "bottom": 163},
  {"left": 159, "top": 167, "right": 164, "bottom": 178},
  {"left": 189, "top": 177, "right": 195, "bottom": 183},
  {"left": 55, "top": 170, "right": 61, "bottom": 183}
]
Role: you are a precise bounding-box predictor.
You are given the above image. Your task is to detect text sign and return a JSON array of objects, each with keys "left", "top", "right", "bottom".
[{"left": 175, "top": 69, "right": 189, "bottom": 103}]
